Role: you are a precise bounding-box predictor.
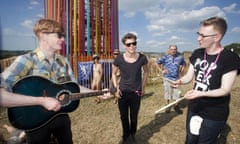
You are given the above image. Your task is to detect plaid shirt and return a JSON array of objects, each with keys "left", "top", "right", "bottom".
[{"left": 1, "top": 48, "right": 76, "bottom": 91}]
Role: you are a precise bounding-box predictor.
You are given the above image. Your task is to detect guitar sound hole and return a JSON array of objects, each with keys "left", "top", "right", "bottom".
[{"left": 57, "top": 90, "right": 71, "bottom": 106}]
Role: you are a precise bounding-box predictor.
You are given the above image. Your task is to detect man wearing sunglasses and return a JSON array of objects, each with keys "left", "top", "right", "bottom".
[
  {"left": 1, "top": 18, "right": 76, "bottom": 144},
  {"left": 112, "top": 33, "right": 149, "bottom": 143},
  {"left": 172, "top": 16, "right": 240, "bottom": 144}
]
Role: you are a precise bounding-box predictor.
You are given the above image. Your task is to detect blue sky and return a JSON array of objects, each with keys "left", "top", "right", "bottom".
[{"left": 1, "top": 0, "right": 240, "bottom": 53}]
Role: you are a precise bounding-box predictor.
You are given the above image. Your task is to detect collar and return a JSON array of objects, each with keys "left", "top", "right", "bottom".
[{"left": 33, "top": 48, "right": 58, "bottom": 62}]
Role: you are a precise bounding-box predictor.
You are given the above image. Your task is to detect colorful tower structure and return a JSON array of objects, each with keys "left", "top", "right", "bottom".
[{"left": 44, "top": 0, "right": 119, "bottom": 88}]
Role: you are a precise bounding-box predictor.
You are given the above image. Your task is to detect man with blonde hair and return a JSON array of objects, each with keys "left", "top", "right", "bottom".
[{"left": 1, "top": 18, "right": 75, "bottom": 144}]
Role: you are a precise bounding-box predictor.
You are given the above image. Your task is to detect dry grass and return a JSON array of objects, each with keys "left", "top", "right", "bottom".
[
  {"left": 67, "top": 76, "right": 187, "bottom": 144},
  {"left": 68, "top": 76, "right": 240, "bottom": 144},
  {"left": 1, "top": 66, "right": 240, "bottom": 144}
]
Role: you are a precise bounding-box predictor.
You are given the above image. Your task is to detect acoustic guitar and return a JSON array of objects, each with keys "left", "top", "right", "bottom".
[{"left": 8, "top": 76, "right": 110, "bottom": 132}]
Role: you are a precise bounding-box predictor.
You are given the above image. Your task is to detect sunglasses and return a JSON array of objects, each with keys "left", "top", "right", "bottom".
[
  {"left": 196, "top": 32, "right": 217, "bottom": 38},
  {"left": 57, "top": 32, "right": 65, "bottom": 38},
  {"left": 125, "top": 41, "right": 137, "bottom": 47},
  {"left": 43, "top": 32, "right": 65, "bottom": 38}
]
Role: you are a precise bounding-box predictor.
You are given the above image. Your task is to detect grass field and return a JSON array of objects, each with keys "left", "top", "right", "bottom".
[{"left": 0, "top": 56, "right": 240, "bottom": 144}]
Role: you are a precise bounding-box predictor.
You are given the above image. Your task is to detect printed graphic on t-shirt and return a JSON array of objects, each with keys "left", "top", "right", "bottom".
[{"left": 193, "top": 58, "right": 217, "bottom": 91}]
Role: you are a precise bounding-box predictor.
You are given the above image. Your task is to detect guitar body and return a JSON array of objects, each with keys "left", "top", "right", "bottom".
[{"left": 8, "top": 76, "right": 80, "bottom": 131}]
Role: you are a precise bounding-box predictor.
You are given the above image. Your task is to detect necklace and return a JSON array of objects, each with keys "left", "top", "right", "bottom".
[{"left": 203, "top": 47, "right": 223, "bottom": 80}]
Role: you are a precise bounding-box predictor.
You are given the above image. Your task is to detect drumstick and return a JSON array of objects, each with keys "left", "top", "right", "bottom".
[{"left": 155, "top": 97, "right": 185, "bottom": 114}]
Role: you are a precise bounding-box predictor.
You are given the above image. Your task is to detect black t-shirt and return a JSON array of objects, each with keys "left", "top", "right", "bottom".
[
  {"left": 113, "top": 53, "right": 148, "bottom": 92},
  {"left": 189, "top": 48, "right": 240, "bottom": 120}
]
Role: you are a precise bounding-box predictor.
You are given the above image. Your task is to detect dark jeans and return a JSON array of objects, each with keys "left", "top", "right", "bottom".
[
  {"left": 26, "top": 114, "right": 73, "bottom": 144},
  {"left": 186, "top": 109, "right": 226, "bottom": 144},
  {"left": 118, "top": 91, "right": 141, "bottom": 140}
]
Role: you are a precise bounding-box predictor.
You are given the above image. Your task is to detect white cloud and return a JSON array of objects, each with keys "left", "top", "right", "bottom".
[
  {"left": 145, "top": 6, "right": 226, "bottom": 36},
  {"left": 223, "top": 3, "right": 238, "bottom": 13},
  {"left": 170, "top": 36, "right": 181, "bottom": 41},
  {"left": 28, "top": 1, "right": 40, "bottom": 10},
  {"left": 119, "top": 0, "right": 204, "bottom": 12},
  {"left": 119, "top": 0, "right": 234, "bottom": 52},
  {"left": 231, "top": 27, "right": 240, "bottom": 33},
  {"left": 123, "top": 12, "right": 136, "bottom": 18},
  {"left": 159, "top": 0, "right": 204, "bottom": 9},
  {"left": 119, "top": 0, "right": 160, "bottom": 12},
  {"left": 20, "top": 20, "right": 34, "bottom": 29},
  {"left": 119, "top": 0, "right": 205, "bottom": 19},
  {"left": 119, "top": 0, "right": 161, "bottom": 19},
  {"left": 37, "top": 14, "right": 44, "bottom": 18},
  {"left": 30, "top": 1, "right": 40, "bottom": 5},
  {"left": 145, "top": 39, "right": 168, "bottom": 49},
  {"left": 119, "top": 0, "right": 226, "bottom": 41}
]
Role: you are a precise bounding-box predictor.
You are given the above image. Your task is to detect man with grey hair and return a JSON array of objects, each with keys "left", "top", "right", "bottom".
[{"left": 158, "top": 45, "right": 186, "bottom": 113}]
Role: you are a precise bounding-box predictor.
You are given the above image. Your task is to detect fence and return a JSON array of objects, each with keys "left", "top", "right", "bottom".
[
  {"left": 0, "top": 52, "right": 191, "bottom": 89},
  {"left": 0, "top": 56, "right": 17, "bottom": 73},
  {"left": 0, "top": 56, "right": 114, "bottom": 89}
]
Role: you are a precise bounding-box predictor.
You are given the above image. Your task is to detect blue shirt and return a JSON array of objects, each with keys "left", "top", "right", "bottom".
[{"left": 157, "top": 54, "right": 186, "bottom": 80}]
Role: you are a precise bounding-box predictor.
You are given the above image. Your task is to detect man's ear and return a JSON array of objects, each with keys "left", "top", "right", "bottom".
[
  {"left": 214, "top": 34, "right": 223, "bottom": 42},
  {"left": 39, "top": 32, "right": 46, "bottom": 41}
]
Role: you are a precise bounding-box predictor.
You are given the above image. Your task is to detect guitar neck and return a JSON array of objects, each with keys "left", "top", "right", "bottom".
[{"left": 70, "top": 91, "right": 107, "bottom": 100}]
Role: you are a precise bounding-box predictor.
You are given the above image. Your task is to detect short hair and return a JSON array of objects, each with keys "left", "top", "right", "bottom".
[
  {"left": 121, "top": 33, "right": 137, "bottom": 44},
  {"left": 33, "top": 19, "right": 63, "bottom": 38},
  {"left": 93, "top": 54, "right": 100, "bottom": 60},
  {"left": 169, "top": 45, "right": 177, "bottom": 50},
  {"left": 200, "top": 16, "right": 227, "bottom": 36}
]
